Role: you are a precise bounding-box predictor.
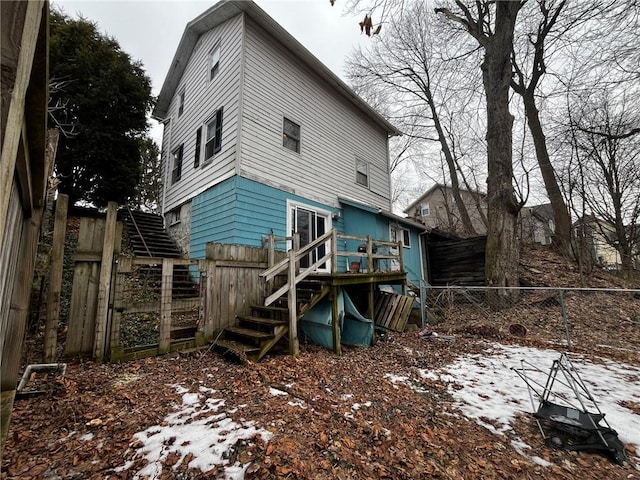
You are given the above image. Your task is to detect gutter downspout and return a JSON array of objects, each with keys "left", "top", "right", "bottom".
[{"left": 155, "top": 116, "right": 172, "bottom": 222}]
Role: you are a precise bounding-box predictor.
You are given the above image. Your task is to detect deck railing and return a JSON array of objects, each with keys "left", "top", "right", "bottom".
[{"left": 260, "top": 229, "right": 403, "bottom": 355}]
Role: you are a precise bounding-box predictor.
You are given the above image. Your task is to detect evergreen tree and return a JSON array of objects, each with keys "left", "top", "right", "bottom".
[{"left": 49, "top": 10, "right": 154, "bottom": 206}]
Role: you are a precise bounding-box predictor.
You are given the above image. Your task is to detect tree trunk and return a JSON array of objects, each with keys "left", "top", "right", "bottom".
[
  {"left": 523, "top": 96, "right": 572, "bottom": 256},
  {"left": 428, "top": 93, "right": 476, "bottom": 236},
  {"left": 482, "top": 2, "right": 522, "bottom": 305}
]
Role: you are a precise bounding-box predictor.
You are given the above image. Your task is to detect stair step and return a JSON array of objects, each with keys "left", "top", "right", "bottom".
[
  {"left": 212, "top": 339, "right": 260, "bottom": 357},
  {"left": 237, "top": 315, "right": 288, "bottom": 327},
  {"left": 250, "top": 305, "right": 288, "bottom": 312},
  {"left": 225, "top": 326, "right": 274, "bottom": 340}
]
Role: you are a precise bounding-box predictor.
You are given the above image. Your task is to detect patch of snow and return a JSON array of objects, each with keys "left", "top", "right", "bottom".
[
  {"left": 269, "top": 387, "right": 288, "bottom": 396},
  {"left": 341, "top": 394, "right": 353, "bottom": 401},
  {"left": 116, "top": 386, "right": 272, "bottom": 479},
  {"left": 425, "top": 343, "right": 640, "bottom": 467},
  {"left": 80, "top": 432, "right": 93, "bottom": 442},
  {"left": 288, "top": 400, "right": 306, "bottom": 409}
]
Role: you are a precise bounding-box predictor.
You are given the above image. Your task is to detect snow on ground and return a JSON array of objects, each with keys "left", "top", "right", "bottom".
[
  {"left": 415, "top": 343, "right": 640, "bottom": 468},
  {"left": 116, "top": 384, "right": 272, "bottom": 480}
]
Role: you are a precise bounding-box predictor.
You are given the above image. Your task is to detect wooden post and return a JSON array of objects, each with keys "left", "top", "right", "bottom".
[
  {"left": 109, "top": 256, "right": 130, "bottom": 362},
  {"left": 331, "top": 285, "right": 341, "bottom": 355},
  {"left": 159, "top": 258, "right": 173, "bottom": 353},
  {"left": 368, "top": 283, "right": 375, "bottom": 319},
  {"left": 331, "top": 229, "right": 337, "bottom": 274},
  {"left": 397, "top": 241, "right": 407, "bottom": 294},
  {"left": 288, "top": 245, "right": 299, "bottom": 356},
  {"left": 44, "top": 194, "right": 68, "bottom": 362},
  {"left": 268, "top": 232, "right": 275, "bottom": 268},
  {"left": 0, "top": 1, "right": 45, "bottom": 252},
  {"left": 366, "top": 235, "right": 374, "bottom": 273},
  {"left": 93, "top": 202, "right": 117, "bottom": 362},
  {"left": 195, "top": 260, "right": 207, "bottom": 346}
]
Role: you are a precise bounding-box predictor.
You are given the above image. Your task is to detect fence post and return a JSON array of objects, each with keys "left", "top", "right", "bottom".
[
  {"left": 44, "top": 194, "right": 68, "bottom": 362},
  {"left": 159, "top": 258, "right": 173, "bottom": 353},
  {"left": 366, "top": 235, "right": 373, "bottom": 273},
  {"left": 331, "top": 229, "right": 337, "bottom": 274},
  {"left": 288, "top": 245, "right": 299, "bottom": 356},
  {"left": 331, "top": 285, "right": 342, "bottom": 355},
  {"left": 558, "top": 289, "right": 572, "bottom": 350},
  {"left": 420, "top": 280, "right": 426, "bottom": 330},
  {"left": 93, "top": 201, "right": 117, "bottom": 362}
]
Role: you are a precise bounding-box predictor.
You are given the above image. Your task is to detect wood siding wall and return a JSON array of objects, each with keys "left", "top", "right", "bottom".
[
  {"left": 240, "top": 17, "right": 391, "bottom": 210},
  {"left": 0, "top": 185, "right": 23, "bottom": 375},
  {"left": 161, "top": 14, "right": 244, "bottom": 213},
  {"left": 190, "top": 176, "right": 344, "bottom": 258}
]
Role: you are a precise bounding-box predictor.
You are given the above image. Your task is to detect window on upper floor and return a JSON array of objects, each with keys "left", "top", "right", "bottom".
[
  {"left": 172, "top": 144, "right": 183, "bottom": 184},
  {"left": 205, "top": 107, "right": 224, "bottom": 161},
  {"left": 209, "top": 44, "right": 221, "bottom": 81},
  {"left": 421, "top": 203, "right": 430, "bottom": 216},
  {"left": 356, "top": 158, "right": 369, "bottom": 188},
  {"left": 194, "top": 127, "right": 202, "bottom": 168},
  {"left": 283, "top": 117, "right": 300, "bottom": 153},
  {"left": 178, "top": 88, "right": 185, "bottom": 117}
]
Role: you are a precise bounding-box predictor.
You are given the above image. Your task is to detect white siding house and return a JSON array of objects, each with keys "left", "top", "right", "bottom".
[{"left": 151, "top": 0, "right": 425, "bottom": 280}]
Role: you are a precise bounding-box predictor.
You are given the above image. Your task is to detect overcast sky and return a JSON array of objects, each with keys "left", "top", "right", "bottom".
[{"left": 54, "top": 0, "right": 370, "bottom": 140}]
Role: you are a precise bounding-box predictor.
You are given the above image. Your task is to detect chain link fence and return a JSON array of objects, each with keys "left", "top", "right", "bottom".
[{"left": 419, "top": 285, "right": 640, "bottom": 353}]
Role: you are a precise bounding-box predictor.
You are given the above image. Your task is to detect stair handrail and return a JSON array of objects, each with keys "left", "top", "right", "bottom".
[
  {"left": 260, "top": 229, "right": 334, "bottom": 282},
  {"left": 126, "top": 206, "right": 153, "bottom": 257}
]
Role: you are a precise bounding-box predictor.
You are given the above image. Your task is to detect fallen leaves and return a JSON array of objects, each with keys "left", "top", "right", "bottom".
[{"left": 4, "top": 245, "right": 639, "bottom": 480}]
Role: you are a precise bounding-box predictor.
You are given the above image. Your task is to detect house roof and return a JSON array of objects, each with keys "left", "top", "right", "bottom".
[
  {"left": 530, "top": 203, "right": 553, "bottom": 222},
  {"left": 403, "top": 183, "right": 486, "bottom": 214},
  {"left": 152, "top": 0, "right": 400, "bottom": 136},
  {"left": 338, "top": 197, "right": 427, "bottom": 231}
]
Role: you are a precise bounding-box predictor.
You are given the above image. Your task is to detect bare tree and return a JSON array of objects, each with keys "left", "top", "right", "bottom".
[
  {"left": 347, "top": 2, "right": 484, "bottom": 235},
  {"left": 510, "top": 0, "right": 575, "bottom": 256},
  {"left": 565, "top": 90, "right": 640, "bottom": 277},
  {"left": 436, "top": 1, "right": 525, "bottom": 300}
]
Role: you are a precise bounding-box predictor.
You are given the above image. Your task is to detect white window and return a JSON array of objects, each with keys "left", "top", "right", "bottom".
[
  {"left": 356, "top": 159, "right": 369, "bottom": 187},
  {"left": 178, "top": 88, "right": 185, "bottom": 117},
  {"left": 283, "top": 118, "right": 300, "bottom": 153},
  {"left": 205, "top": 108, "right": 224, "bottom": 161},
  {"left": 390, "top": 225, "right": 411, "bottom": 248},
  {"left": 421, "top": 203, "right": 430, "bottom": 216},
  {"left": 208, "top": 44, "right": 221, "bottom": 81}
]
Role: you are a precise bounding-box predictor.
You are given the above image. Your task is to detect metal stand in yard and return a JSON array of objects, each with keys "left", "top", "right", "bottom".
[{"left": 513, "top": 353, "right": 626, "bottom": 465}]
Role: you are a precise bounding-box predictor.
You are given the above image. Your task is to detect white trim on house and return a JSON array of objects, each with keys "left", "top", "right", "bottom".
[{"left": 286, "top": 199, "right": 333, "bottom": 273}]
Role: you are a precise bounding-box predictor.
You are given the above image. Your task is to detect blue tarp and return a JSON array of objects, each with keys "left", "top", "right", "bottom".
[{"left": 300, "top": 289, "right": 373, "bottom": 349}]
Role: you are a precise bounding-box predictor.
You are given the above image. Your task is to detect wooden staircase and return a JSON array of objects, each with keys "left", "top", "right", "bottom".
[{"left": 213, "top": 279, "right": 330, "bottom": 363}]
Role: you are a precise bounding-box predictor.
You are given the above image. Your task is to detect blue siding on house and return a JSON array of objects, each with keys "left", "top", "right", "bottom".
[
  {"left": 190, "top": 175, "right": 342, "bottom": 258},
  {"left": 190, "top": 175, "right": 423, "bottom": 283}
]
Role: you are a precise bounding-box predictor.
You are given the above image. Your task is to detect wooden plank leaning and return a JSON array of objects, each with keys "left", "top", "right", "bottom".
[{"left": 93, "top": 202, "right": 117, "bottom": 362}]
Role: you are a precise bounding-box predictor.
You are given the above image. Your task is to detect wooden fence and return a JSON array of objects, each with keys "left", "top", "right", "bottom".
[
  {"left": 65, "top": 209, "right": 122, "bottom": 357},
  {"left": 104, "top": 243, "right": 284, "bottom": 362}
]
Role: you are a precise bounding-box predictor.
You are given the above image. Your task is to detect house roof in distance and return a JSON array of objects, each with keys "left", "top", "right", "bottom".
[
  {"left": 403, "top": 183, "right": 486, "bottom": 214},
  {"left": 152, "top": 0, "right": 400, "bottom": 136}
]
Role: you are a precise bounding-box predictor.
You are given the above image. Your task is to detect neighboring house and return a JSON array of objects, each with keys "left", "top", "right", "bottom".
[
  {"left": 519, "top": 203, "right": 555, "bottom": 246},
  {"left": 573, "top": 215, "right": 638, "bottom": 270},
  {"left": 152, "top": 0, "right": 426, "bottom": 284},
  {"left": 404, "top": 184, "right": 487, "bottom": 237},
  {"left": 1, "top": 0, "right": 51, "bottom": 451}
]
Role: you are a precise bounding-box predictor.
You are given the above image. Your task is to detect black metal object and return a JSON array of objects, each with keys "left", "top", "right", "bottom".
[{"left": 513, "top": 353, "right": 627, "bottom": 465}]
